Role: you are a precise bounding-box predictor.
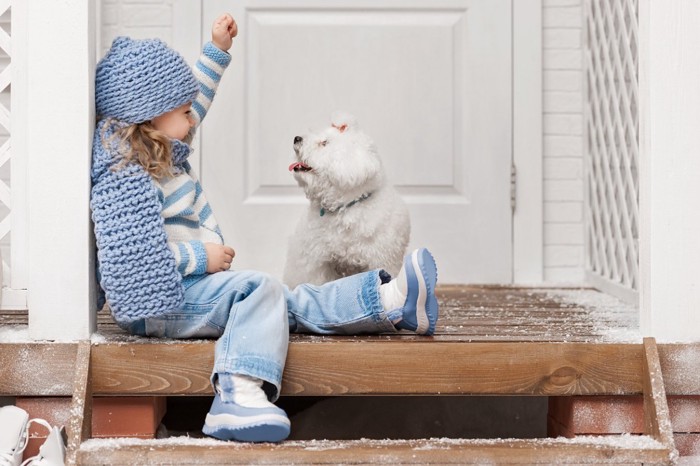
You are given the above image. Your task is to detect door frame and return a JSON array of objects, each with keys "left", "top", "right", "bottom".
[
  {"left": 512, "top": 0, "right": 543, "bottom": 283},
  {"left": 173, "top": 0, "right": 544, "bottom": 284}
]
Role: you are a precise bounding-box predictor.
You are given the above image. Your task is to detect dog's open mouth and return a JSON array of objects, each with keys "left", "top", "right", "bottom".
[{"left": 289, "top": 162, "right": 312, "bottom": 172}]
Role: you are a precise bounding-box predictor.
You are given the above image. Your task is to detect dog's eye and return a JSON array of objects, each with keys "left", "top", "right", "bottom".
[{"left": 318, "top": 140, "right": 328, "bottom": 147}]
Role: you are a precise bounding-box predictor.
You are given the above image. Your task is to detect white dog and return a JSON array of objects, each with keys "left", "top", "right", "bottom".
[{"left": 284, "top": 112, "right": 410, "bottom": 287}]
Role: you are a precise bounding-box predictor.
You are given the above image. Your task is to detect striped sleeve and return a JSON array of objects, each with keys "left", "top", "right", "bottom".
[
  {"left": 168, "top": 240, "right": 208, "bottom": 276},
  {"left": 191, "top": 41, "right": 232, "bottom": 125}
]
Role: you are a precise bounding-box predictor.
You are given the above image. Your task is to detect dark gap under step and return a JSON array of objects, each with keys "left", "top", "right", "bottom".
[{"left": 161, "top": 396, "right": 548, "bottom": 440}]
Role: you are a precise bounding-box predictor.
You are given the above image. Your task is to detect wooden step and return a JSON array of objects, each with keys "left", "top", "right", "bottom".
[
  {"left": 65, "top": 338, "right": 675, "bottom": 465},
  {"left": 76, "top": 436, "right": 671, "bottom": 465},
  {"left": 0, "top": 337, "right": 678, "bottom": 464},
  {"left": 91, "top": 340, "right": 647, "bottom": 396},
  {"left": 92, "top": 285, "right": 641, "bottom": 343}
]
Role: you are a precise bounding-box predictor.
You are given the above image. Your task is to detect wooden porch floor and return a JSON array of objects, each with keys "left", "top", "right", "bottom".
[
  {"left": 4, "top": 285, "right": 677, "bottom": 465},
  {"left": 0, "top": 285, "right": 640, "bottom": 343},
  {"left": 0, "top": 285, "right": 639, "bottom": 345}
]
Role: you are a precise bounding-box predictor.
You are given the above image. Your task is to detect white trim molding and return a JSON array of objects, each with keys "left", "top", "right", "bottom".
[
  {"left": 513, "top": 0, "right": 543, "bottom": 283},
  {"left": 639, "top": 0, "right": 700, "bottom": 342}
]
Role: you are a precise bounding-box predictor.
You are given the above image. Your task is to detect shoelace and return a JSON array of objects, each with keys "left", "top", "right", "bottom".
[
  {"left": 19, "top": 418, "right": 55, "bottom": 466},
  {"left": 0, "top": 452, "right": 17, "bottom": 466},
  {"left": 0, "top": 417, "right": 55, "bottom": 466}
]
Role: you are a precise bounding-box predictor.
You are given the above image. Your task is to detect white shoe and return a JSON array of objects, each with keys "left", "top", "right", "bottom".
[
  {"left": 0, "top": 406, "right": 29, "bottom": 466},
  {"left": 21, "top": 423, "right": 66, "bottom": 466},
  {"left": 0, "top": 406, "right": 66, "bottom": 466}
]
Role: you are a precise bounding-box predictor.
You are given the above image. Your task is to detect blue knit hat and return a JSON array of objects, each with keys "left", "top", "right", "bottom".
[{"left": 95, "top": 37, "right": 199, "bottom": 124}]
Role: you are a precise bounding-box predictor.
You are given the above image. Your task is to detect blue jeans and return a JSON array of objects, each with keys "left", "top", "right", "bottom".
[{"left": 120, "top": 269, "right": 396, "bottom": 400}]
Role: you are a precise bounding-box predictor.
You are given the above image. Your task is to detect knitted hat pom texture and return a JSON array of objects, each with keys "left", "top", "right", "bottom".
[{"left": 95, "top": 36, "right": 199, "bottom": 124}]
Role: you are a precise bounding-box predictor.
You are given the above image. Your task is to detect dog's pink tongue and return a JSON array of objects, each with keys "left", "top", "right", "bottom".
[{"left": 289, "top": 162, "right": 302, "bottom": 171}]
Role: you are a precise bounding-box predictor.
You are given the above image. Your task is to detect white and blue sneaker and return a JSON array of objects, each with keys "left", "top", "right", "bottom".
[
  {"left": 382, "top": 248, "right": 439, "bottom": 335},
  {"left": 202, "top": 394, "right": 290, "bottom": 442}
]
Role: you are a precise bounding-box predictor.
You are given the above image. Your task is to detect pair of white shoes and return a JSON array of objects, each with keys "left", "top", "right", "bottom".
[{"left": 0, "top": 406, "right": 66, "bottom": 466}]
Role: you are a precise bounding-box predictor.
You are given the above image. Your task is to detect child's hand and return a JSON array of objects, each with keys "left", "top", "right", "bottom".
[
  {"left": 212, "top": 13, "right": 237, "bottom": 51},
  {"left": 205, "top": 243, "right": 235, "bottom": 273}
]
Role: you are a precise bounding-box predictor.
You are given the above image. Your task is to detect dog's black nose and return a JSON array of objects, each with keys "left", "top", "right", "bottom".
[{"left": 294, "top": 136, "right": 303, "bottom": 144}]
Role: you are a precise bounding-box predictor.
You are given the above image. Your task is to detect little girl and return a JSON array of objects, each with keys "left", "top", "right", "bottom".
[{"left": 91, "top": 13, "right": 438, "bottom": 443}]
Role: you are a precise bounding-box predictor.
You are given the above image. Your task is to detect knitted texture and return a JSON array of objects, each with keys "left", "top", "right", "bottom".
[
  {"left": 95, "top": 36, "right": 199, "bottom": 123},
  {"left": 91, "top": 119, "right": 185, "bottom": 324}
]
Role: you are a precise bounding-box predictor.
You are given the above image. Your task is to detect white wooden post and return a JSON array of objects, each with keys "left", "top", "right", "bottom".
[
  {"left": 639, "top": 0, "right": 700, "bottom": 342},
  {"left": 18, "top": 0, "right": 97, "bottom": 340}
]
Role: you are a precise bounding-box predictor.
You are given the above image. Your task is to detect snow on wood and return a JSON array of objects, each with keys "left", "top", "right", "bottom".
[
  {"left": 546, "top": 288, "right": 641, "bottom": 342},
  {"left": 80, "top": 434, "right": 665, "bottom": 450},
  {"left": 0, "top": 324, "right": 31, "bottom": 342}
]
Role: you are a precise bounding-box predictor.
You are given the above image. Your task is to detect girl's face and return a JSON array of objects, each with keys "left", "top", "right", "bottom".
[{"left": 151, "top": 103, "right": 195, "bottom": 141}]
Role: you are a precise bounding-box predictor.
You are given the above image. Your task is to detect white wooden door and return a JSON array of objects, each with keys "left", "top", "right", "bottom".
[{"left": 201, "top": 0, "right": 512, "bottom": 283}]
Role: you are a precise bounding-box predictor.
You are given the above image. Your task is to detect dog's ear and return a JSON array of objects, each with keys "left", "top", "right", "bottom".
[{"left": 331, "top": 111, "right": 358, "bottom": 133}]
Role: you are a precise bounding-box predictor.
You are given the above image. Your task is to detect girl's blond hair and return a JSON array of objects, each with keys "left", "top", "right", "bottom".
[{"left": 102, "top": 119, "right": 191, "bottom": 180}]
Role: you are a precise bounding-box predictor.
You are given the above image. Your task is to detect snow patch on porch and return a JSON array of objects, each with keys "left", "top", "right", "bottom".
[{"left": 547, "top": 289, "right": 641, "bottom": 342}]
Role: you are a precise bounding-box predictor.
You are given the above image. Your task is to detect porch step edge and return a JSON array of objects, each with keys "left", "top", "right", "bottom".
[{"left": 77, "top": 435, "right": 673, "bottom": 465}]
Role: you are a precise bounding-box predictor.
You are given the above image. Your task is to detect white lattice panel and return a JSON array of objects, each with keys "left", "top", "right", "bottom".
[
  {"left": 0, "top": 2, "right": 27, "bottom": 309},
  {"left": 584, "top": 0, "right": 639, "bottom": 303},
  {"left": 0, "top": 3, "right": 11, "bottom": 293}
]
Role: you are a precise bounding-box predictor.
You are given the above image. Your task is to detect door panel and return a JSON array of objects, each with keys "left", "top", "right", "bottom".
[{"left": 202, "top": 0, "right": 512, "bottom": 283}]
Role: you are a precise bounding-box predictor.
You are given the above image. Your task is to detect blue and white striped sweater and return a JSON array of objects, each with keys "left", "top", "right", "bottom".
[
  {"left": 156, "top": 41, "right": 230, "bottom": 286},
  {"left": 191, "top": 42, "right": 230, "bottom": 124},
  {"left": 157, "top": 166, "right": 223, "bottom": 283}
]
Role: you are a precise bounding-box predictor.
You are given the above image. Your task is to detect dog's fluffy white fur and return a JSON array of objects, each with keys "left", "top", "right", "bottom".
[{"left": 284, "top": 112, "right": 410, "bottom": 287}]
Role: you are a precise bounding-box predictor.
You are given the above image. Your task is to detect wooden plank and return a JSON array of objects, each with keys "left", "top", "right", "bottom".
[
  {"left": 437, "top": 284, "right": 596, "bottom": 292},
  {"left": 642, "top": 338, "right": 676, "bottom": 463},
  {"left": 658, "top": 343, "right": 700, "bottom": 395},
  {"left": 77, "top": 437, "right": 668, "bottom": 465},
  {"left": 91, "top": 342, "right": 645, "bottom": 396},
  {"left": 282, "top": 342, "right": 644, "bottom": 396},
  {"left": 0, "top": 343, "right": 77, "bottom": 396},
  {"left": 0, "top": 310, "right": 29, "bottom": 324},
  {"left": 66, "top": 341, "right": 92, "bottom": 466},
  {"left": 94, "top": 330, "right": 625, "bottom": 344},
  {"left": 87, "top": 285, "right": 637, "bottom": 344},
  {"left": 92, "top": 342, "right": 214, "bottom": 395},
  {"left": 91, "top": 330, "right": 628, "bottom": 343},
  {"left": 92, "top": 329, "right": 615, "bottom": 344}
]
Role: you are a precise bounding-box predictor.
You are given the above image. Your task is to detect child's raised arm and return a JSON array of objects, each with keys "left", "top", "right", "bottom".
[{"left": 190, "top": 13, "right": 238, "bottom": 126}]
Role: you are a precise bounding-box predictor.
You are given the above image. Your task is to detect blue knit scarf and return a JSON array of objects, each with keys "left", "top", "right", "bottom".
[{"left": 90, "top": 119, "right": 190, "bottom": 324}]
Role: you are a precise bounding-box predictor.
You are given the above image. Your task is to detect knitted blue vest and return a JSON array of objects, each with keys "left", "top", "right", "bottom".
[{"left": 91, "top": 119, "right": 190, "bottom": 324}]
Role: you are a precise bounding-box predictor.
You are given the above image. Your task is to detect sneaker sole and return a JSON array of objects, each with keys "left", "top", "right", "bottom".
[
  {"left": 203, "top": 412, "right": 290, "bottom": 443},
  {"left": 410, "top": 248, "right": 438, "bottom": 335}
]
